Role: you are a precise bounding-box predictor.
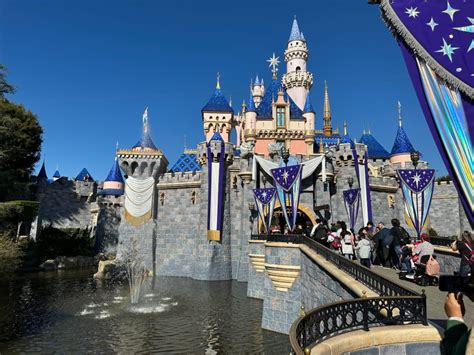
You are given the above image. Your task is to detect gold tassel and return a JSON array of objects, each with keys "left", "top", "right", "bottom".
[
  {"left": 124, "top": 209, "right": 152, "bottom": 227},
  {"left": 207, "top": 230, "right": 221, "bottom": 241}
]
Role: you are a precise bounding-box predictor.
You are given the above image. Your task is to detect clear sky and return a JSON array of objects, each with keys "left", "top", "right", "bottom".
[{"left": 0, "top": 0, "right": 448, "bottom": 179}]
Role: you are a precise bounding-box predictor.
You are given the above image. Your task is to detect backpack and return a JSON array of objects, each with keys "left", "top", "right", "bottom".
[
  {"left": 426, "top": 256, "right": 440, "bottom": 276},
  {"left": 464, "top": 243, "right": 474, "bottom": 265},
  {"left": 400, "top": 227, "right": 410, "bottom": 245}
]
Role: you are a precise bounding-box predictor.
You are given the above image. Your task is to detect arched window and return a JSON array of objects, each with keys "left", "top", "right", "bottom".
[
  {"left": 276, "top": 107, "right": 285, "bottom": 128},
  {"left": 296, "top": 66, "right": 301, "bottom": 73}
]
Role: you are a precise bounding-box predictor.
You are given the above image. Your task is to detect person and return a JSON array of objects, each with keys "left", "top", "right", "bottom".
[
  {"left": 295, "top": 224, "right": 304, "bottom": 235},
  {"left": 441, "top": 265, "right": 474, "bottom": 354},
  {"left": 390, "top": 218, "right": 409, "bottom": 270},
  {"left": 341, "top": 230, "right": 355, "bottom": 260},
  {"left": 366, "top": 221, "right": 376, "bottom": 235},
  {"left": 283, "top": 226, "right": 289, "bottom": 235},
  {"left": 376, "top": 222, "right": 393, "bottom": 268},
  {"left": 451, "top": 231, "right": 473, "bottom": 277},
  {"left": 355, "top": 229, "right": 372, "bottom": 268},
  {"left": 413, "top": 233, "right": 435, "bottom": 266},
  {"left": 311, "top": 218, "right": 327, "bottom": 245}
]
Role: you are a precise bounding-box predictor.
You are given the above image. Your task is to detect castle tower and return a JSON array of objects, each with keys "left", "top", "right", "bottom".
[
  {"left": 53, "top": 168, "right": 61, "bottom": 182},
  {"left": 252, "top": 76, "right": 264, "bottom": 108},
  {"left": 281, "top": 17, "right": 314, "bottom": 110},
  {"left": 390, "top": 101, "right": 416, "bottom": 167},
  {"left": 244, "top": 88, "right": 257, "bottom": 145},
  {"left": 323, "top": 81, "right": 333, "bottom": 137},
  {"left": 100, "top": 158, "right": 125, "bottom": 196},
  {"left": 201, "top": 74, "right": 234, "bottom": 142},
  {"left": 303, "top": 94, "right": 315, "bottom": 155}
]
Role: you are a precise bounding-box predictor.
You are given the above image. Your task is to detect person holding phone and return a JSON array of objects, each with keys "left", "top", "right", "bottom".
[{"left": 441, "top": 265, "right": 474, "bottom": 354}]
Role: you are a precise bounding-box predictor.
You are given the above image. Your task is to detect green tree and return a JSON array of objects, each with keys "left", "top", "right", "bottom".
[{"left": 0, "top": 65, "right": 43, "bottom": 201}]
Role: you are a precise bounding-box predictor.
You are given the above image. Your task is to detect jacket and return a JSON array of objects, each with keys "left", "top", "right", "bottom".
[
  {"left": 378, "top": 228, "right": 393, "bottom": 247},
  {"left": 355, "top": 239, "right": 372, "bottom": 259},
  {"left": 441, "top": 319, "right": 472, "bottom": 355}
]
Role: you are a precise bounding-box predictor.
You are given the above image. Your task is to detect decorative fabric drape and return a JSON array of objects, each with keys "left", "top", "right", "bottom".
[
  {"left": 343, "top": 188, "right": 360, "bottom": 231},
  {"left": 253, "top": 155, "right": 325, "bottom": 181},
  {"left": 397, "top": 169, "right": 435, "bottom": 238},
  {"left": 353, "top": 150, "right": 373, "bottom": 226},
  {"left": 124, "top": 177, "right": 155, "bottom": 226},
  {"left": 271, "top": 164, "right": 303, "bottom": 232},
  {"left": 253, "top": 188, "right": 277, "bottom": 234},
  {"left": 380, "top": 0, "right": 473, "bottom": 225}
]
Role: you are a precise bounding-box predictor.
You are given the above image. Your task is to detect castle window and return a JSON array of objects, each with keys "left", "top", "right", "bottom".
[
  {"left": 276, "top": 107, "right": 285, "bottom": 128},
  {"left": 296, "top": 66, "right": 301, "bottom": 73}
]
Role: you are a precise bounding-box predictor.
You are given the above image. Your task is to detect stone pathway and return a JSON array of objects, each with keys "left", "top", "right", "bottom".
[{"left": 371, "top": 265, "right": 474, "bottom": 329}]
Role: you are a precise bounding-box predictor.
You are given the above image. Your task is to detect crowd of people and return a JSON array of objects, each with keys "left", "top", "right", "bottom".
[{"left": 292, "top": 218, "right": 472, "bottom": 281}]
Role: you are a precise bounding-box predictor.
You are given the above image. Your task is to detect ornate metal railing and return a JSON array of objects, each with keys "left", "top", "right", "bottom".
[
  {"left": 300, "top": 236, "right": 419, "bottom": 297},
  {"left": 289, "top": 295, "right": 427, "bottom": 354},
  {"left": 251, "top": 234, "right": 304, "bottom": 243}
]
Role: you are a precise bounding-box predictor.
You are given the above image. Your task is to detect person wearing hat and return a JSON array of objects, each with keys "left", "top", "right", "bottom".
[{"left": 413, "top": 233, "right": 435, "bottom": 266}]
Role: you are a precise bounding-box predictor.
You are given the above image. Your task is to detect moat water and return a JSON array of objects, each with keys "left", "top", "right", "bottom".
[{"left": 0, "top": 269, "right": 289, "bottom": 353}]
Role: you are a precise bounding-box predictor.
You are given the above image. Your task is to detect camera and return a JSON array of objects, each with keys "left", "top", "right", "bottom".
[{"left": 439, "top": 275, "right": 474, "bottom": 293}]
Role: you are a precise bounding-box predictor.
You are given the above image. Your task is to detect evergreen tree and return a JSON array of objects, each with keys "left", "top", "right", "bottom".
[{"left": 0, "top": 65, "right": 43, "bottom": 201}]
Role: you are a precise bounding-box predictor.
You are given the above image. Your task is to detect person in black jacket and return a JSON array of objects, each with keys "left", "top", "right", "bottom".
[
  {"left": 377, "top": 222, "right": 393, "bottom": 268},
  {"left": 311, "top": 218, "right": 328, "bottom": 245},
  {"left": 390, "top": 218, "right": 409, "bottom": 270}
]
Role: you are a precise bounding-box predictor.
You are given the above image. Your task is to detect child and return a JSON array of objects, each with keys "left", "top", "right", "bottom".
[{"left": 355, "top": 233, "right": 372, "bottom": 268}]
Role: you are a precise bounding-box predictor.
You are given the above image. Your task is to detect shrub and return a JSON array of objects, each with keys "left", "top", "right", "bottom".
[
  {"left": 428, "top": 228, "right": 438, "bottom": 237},
  {"left": 0, "top": 233, "right": 24, "bottom": 278},
  {"left": 36, "top": 226, "right": 95, "bottom": 260},
  {"left": 0, "top": 200, "right": 39, "bottom": 239}
]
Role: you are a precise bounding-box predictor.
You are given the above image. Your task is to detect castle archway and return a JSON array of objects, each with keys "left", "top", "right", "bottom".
[{"left": 257, "top": 202, "right": 317, "bottom": 234}]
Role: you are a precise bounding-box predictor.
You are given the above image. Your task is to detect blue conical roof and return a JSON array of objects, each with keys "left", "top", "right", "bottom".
[
  {"left": 38, "top": 162, "right": 48, "bottom": 179},
  {"left": 53, "top": 170, "right": 60, "bottom": 178},
  {"left": 210, "top": 131, "right": 224, "bottom": 142},
  {"left": 303, "top": 94, "right": 314, "bottom": 113},
  {"left": 76, "top": 168, "right": 94, "bottom": 181},
  {"left": 255, "top": 77, "right": 303, "bottom": 119},
  {"left": 340, "top": 134, "right": 355, "bottom": 148},
  {"left": 360, "top": 132, "right": 390, "bottom": 159},
  {"left": 132, "top": 129, "right": 158, "bottom": 150},
  {"left": 289, "top": 17, "right": 305, "bottom": 42},
  {"left": 105, "top": 158, "right": 124, "bottom": 183},
  {"left": 391, "top": 126, "right": 415, "bottom": 155},
  {"left": 201, "top": 88, "right": 234, "bottom": 113}
]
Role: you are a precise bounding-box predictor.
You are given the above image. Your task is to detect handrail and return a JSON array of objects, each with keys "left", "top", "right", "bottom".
[
  {"left": 430, "top": 236, "right": 455, "bottom": 247},
  {"left": 289, "top": 295, "right": 428, "bottom": 354},
  {"left": 300, "top": 236, "right": 419, "bottom": 297}
]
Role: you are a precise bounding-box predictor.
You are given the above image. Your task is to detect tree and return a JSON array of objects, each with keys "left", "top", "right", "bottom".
[
  {"left": 0, "top": 64, "right": 15, "bottom": 98},
  {"left": 0, "top": 65, "right": 43, "bottom": 201}
]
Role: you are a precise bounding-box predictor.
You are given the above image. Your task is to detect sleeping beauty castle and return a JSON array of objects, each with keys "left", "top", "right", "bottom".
[{"left": 33, "top": 18, "right": 470, "bottom": 281}]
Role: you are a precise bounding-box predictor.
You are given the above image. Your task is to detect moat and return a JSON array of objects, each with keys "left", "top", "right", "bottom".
[{"left": 0, "top": 270, "right": 289, "bottom": 353}]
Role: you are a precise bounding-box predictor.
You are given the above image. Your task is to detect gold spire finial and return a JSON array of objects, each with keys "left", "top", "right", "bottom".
[
  {"left": 323, "top": 80, "right": 332, "bottom": 137},
  {"left": 319, "top": 138, "right": 324, "bottom": 153},
  {"left": 216, "top": 72, "right": 221, "bottom": 90}
]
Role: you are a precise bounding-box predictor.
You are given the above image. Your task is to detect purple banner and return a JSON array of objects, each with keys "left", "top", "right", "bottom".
[
  {"left": 381, "top": 0, "right": 473, "bottom": 226},
  {"left": 253, "top": 188, "right": 277, "bottom": 234},
  {"left": 343, "top": 188, "right": 360, "bottom": 230},
  {"left": 397, "top": 169, "right": 436, "bottom": 237},
  {"left": 271, "top": 164, "right": 303, "bottom": 232}
]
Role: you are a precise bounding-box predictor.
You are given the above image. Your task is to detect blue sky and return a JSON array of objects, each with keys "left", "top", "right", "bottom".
[{"left": 0, "top": 0, "right": 447, "bottom": 179}]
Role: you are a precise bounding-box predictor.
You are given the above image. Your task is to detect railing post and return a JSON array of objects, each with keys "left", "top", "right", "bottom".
[
  {"left": 362, "top": 292, "right": 369, "bottom": 331},
  {"left": 421, "top": 289, "right": 428, "bottom": 326}
]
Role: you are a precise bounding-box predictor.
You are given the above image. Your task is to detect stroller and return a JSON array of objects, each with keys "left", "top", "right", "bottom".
[{"left": 399, "top": 247, "right": 439, "bottom": 286}]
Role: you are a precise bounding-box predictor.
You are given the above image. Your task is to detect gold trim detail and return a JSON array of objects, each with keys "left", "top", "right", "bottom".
[
  {"left": 124, "top": 209, "right": 152, "bottom": 227},
  {"left": 248, "top": 253, "right": 265, "bottom": 272},
  {"left": 264, "top": 263, "right": 301, "bottom": 292},
  {"left": 207, "top": 230, "right": 221, "bottom": 241}
]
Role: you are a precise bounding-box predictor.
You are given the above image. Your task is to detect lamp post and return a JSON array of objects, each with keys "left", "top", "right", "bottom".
[
  {"left": 347, "top": 176, "right": 354, "bottom": 189},
  {"left": 410, "top": 151, "right": 420, "bottom": 170},
  {"left": 281, "top": 147, "right": 290, "bottom": 166}
]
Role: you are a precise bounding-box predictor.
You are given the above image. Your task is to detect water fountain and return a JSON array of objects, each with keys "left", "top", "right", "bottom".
[{"left": 121, "top": 238, "right": 148, "bottom": 304}]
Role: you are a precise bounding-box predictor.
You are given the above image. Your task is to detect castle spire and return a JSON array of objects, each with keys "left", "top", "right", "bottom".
[
  {"left": 323, "top": 81, "right": 333, "bottom": 136},
  {"left": 289, "top": 16, "right": 304, "bottom": 42},
  {"left": 343, "top": 120, "right": 348, "bottom": 136},
  {"left": 398, "top": 100, "right": 402, "bottom": 127},
  {"left": 216, "top": 72, "right": 221, "bottom": 90}
]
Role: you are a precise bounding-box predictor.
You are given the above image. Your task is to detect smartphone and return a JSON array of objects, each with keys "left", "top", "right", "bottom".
[{"left": 439, "top": 275, "right": 473, "bottom": 293}]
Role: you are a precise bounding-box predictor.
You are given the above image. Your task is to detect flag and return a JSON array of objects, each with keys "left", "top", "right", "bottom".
[{"left": 253, "top": 188, "right": 277, "bottom": 234}]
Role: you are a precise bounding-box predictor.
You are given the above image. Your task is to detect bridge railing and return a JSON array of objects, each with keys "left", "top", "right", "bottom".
[
  {"left": 430, "top": 236, "right": 456, "bottom": 247},
  {"left": 250, "top": 234, "right": 428, "bottom": 353},
  {"left": 289, "top": 295, "right": 427, "bottom": 354}
]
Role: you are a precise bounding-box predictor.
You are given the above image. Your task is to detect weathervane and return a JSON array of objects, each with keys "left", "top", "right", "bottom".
[{"left": 267, "top": 53, "right": 280, "bottom": 79}]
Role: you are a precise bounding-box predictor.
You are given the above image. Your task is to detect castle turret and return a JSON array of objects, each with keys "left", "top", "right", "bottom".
[
  {"left": 303, "top": 94, "right": 315, "bottom": 155},
  {"left": 340, "top": 120, "right": 355, "bottom": 148},
  {"left": 244, "top": 89, "right": 257, "bottom": 145},
  {"left": 201, "top": 74, "right": 234, "bottom": 142},
  {"left": 281, "top": 17, "right": 314, "bottom": 110},
  {"left": 38, "top": 161, "right": 48, "bottom": 180},
  {"left": 252, "top": 76, "right": 264, "bottom": 108},
  {"left": 360, "top": 130, "right": 390, "bottom": 160},
  {"left": 323, "top": 81, "right": 333, "bottom": 137},
  {"left": 53, "top": 168, "right": 61, "bottom": 182},
  {"left": 100, "top": 158, "right": 125, "bottom": 196},
  {"left": 390, "top": 101, "right": 416, "bottom": 167}
]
